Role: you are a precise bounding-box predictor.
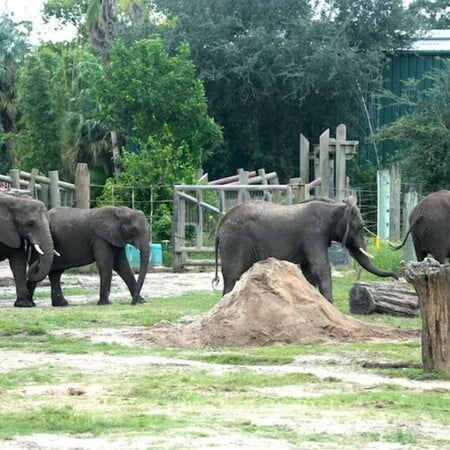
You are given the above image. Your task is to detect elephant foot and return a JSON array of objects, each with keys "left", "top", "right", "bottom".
[
  {"left": 52, "top": 297, "right": 69, "bottom": 307},
  {"left": 131, "top": 295, "right": 145, "bottom": 305},
  {"left": 97, "top": 299, "right": 111, "bottom": 305},
  {"left": 14, "top": 298, "right": 36, "bottom": 308}
]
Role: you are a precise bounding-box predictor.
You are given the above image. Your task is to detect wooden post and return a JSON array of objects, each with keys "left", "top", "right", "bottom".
[
  {"left": 403, "top": 185, "right": 418, "bottom": 261},
  {"left": 258, "top": 168, "right": 272, "bottom": 202},
  {"left": 389, "top": 163, "right": 401, "bottom": 241},
  {"left": 27, "top": 168, "right": 39, "bottom": 198},
  {"left": 319, "top": 129, "right": 330, "bottom": 197},
  {"left": 335, "top": 125, "right": 347, "bottom": 202},
  {"left": 238, "top": 169, "right": 249, "bottom": 203},
  {"left": 403, "top": 259, "right": 450, "bottom": 373},
  {"left": 75, "top": 163, "right": 90, "bottom": 208},
  {"left": 299, "top": 134, "right": 310, "bottom": 184},
  {"left": 377, "top": 169, "right": 390, "bottom": 239},
  {"left": 9, "top": 169, "right": 21, "bottom": 190},
  {"left": 49, "top": 170, "right": 61, "bottom": 208},
  {"left": 172, "top": 188, "right": 186, "bottom": 272},
  {"left": 196, "top": 189, "right": 203, "bottom": 249}
]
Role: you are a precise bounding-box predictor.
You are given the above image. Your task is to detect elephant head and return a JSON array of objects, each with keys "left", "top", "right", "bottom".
[
  {"left": 92, "top": 206, "right": 150, "bottom": 302},
  {"left": 336, "top": 197, "right": 398, "bottom": 279},
  {"left": 0, "top": 194, "right": 54, "bottom": 282}
]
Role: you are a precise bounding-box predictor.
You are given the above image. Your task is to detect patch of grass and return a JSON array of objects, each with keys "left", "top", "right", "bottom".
[{"left": 0, "top": 366, "right": 58, "bottom": 389}]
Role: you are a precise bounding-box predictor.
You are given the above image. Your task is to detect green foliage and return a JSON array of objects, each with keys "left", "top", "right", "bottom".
[
  {"left": 408, "top": 0, "right": 450, "bottom": 29},
  {"left": 15, "top": 46, "right": 66, "bottom": 173},
  {"left": 374, "top": 62, "right": 450, "bottom": 193},
  {"left": 0, "top": 13, "right": 31, "bottom": 169},
  {"left": 97, "top": 38, "right": 222, "bottom": 169},
  {"left": 154, "top": 0, "right": 419, "bottom": 181}
]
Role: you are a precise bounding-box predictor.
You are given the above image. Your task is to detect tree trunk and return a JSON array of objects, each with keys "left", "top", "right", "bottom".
[
  {"left": 110, "top": 130, "right": 121, "bottom": 179},
  {"left": 349, "top": 280, "right": 418, "bottom": 316},
  {"left": 403, "top": 258, "right": 450, "bottom": 373}
]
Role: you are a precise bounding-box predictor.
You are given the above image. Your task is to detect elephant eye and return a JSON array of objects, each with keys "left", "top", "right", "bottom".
[{"left": 26, "top": 219, "right": 35, "bottom": 227}]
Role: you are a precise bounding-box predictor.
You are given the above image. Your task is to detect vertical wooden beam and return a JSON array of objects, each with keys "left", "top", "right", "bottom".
[
  {"left": 403, "top": 185, "right": 418, "bottom": 261},
  {"left": 238, "top": 169, "right": 249, "bottom": 203},
  {"left": 377, "top": 169, "right": 390, "bottom": 239},
  {"left": 49, "top": 170, "right": 61, "bottom": 208},
  {"left": 28, "top": 168, "right": 39, "bottom": 198},
  {"left": 9, "top": 169, "right": 21, "bottom": 190},
  {"left": 172, "top": 188, "right": 185, "bottom": 272},
  {"left": 389, "top": 163, "right": 401, "bottom": 241},
  {"left": 335, "top": 126, "right": 347, "bottom": 202},
  {"left": 299, "top": 134, "right": 310, "bottom": 183},
  {"left": 196, "top": 189, "right": 203, "bottom": 249},
  {"left": 75, "top": 163, "right": 90, "bottom": 208},
  {"left": 319, "top": 129, "right": 330, "bottom": 197}
]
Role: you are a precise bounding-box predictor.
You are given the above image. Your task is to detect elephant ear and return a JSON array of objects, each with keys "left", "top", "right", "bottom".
[
  {"left": 0, "top": 201, "right": 21, "bottom": 248},
  {"left": 94, "top": 206, "right": 132, "bottom": 248}
]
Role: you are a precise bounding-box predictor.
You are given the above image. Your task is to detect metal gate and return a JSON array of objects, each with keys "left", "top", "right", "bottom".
[{"left": 172, "top": 184, "right": 293, "bottom": 270}]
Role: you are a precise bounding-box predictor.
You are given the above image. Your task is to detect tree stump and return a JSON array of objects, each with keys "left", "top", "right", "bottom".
[
  {"left": 349, "top": 281, "right": 418, "bottom": 316},
  {"left": 403, "top": 258, "right": 450, "bottom": 373}
]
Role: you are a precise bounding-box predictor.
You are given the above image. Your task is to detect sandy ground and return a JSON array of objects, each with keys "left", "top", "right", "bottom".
[{"left": 0, "top": 260, "right": 219, "bottom": 307}]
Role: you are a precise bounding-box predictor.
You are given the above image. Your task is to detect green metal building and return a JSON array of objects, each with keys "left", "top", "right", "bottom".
[{"left": 377, "top": 30, "right": 450, "bottom": 160}]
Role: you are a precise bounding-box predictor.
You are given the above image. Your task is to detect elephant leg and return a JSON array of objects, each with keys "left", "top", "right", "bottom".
[
  {"left": 49, "top": 270, "right": 69, "bottom": 306},
  {"left": 94, "top": 242, "right": 114, "bottom": 305},
  {"left": 305, "top": 251, "right": 333, "bottom": 303},
  {"left": 113, "top": 249, "right": 144, "bottom": 304},
  {"left": 10, "top": 252, "right": 35, "bottom": 308}
]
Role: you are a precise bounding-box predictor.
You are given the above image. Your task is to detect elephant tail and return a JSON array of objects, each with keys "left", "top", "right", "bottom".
[
  {"left": 211, "top": 233, "right": 220, "bottom": 290},
  {"left": 389, "top": 217, "right": 421, "bottom": 251}
]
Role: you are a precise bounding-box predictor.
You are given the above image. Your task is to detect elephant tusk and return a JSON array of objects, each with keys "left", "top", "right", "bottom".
[
  {"left": 359, "top": 247, "right": 374, "bottom": 259},
  {"left": 54, "top": 250, "right": 61, "bottom": 257},
  {"left": 34, "top": 244, "right": 44, "bottom": 255}
]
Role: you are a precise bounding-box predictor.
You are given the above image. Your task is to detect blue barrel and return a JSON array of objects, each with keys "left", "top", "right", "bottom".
[
  {"left": 126, "top": 242, "right": 163, "bottom": 267},
  {"left": 150, "top": 243, "right": 163, "bottom": 266}
]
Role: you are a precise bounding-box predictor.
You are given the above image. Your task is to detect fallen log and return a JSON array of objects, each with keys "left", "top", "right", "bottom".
[{"left": 349, "top": 280, "right": 418, "bottom": 316}]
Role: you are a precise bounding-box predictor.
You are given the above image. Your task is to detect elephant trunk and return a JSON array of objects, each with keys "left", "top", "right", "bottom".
[
  {"left": 350, "top": 247, "right": 398, "bottom": 279},
  {"left": 27, "top": 229, "right": 54, "bottom": 282},
  {"left": 133, "top": 240, "right": 149, "bottom": 302}
]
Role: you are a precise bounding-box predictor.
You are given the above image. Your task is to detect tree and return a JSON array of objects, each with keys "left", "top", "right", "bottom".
[
  {"left": 153, "top": 0, "right": 419, "bottom": 180},
  {"left": 15, "top": 47, "right": 65, "bottom": 173},
  {"left": 96, "top": 38, "right": 222, "bottom": 238},
  {"left": 0, "top": 14, "right": 31, "bottom": 169},
  {"left": 97, "top": 38, "right": 222, "bottom": 171},
  {"left": 408, "top": 0, "right": 450, "bottom": 29},
  {"left": 374, "top": 61, "right": 450, "bottom": 193}
]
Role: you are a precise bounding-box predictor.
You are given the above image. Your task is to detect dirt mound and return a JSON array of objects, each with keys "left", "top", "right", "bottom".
[{"left": 141, "top": 258, "right": 418, "bottom": 348}]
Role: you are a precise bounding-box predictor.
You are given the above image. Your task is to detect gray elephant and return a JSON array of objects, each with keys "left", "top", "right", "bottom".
[
  {"left": 0, "top": 193, "right": 54, "bottom": 307},
  {"left": 28, "top": 205, "right": 150, "bottom": 306},
  {"left": 213, "top": 197, "right": 398, "bottom": 302},
  {"left": 391, "top": 190, "right": 450, "bottom": 263}
]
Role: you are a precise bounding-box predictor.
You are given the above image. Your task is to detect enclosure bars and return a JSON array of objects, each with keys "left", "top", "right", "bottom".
[{"left": 173, "top": 184, "right": 293, "bottom": 271}]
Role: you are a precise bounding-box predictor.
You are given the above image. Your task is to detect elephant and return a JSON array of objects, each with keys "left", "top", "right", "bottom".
[
  {"left": 28, "top": 205, "right": 150, "bottom": 306},
  {"left": 391, "top": 190, "right": 450, "bottom": 263},
  {"left": 0, "top": 193, "right": 54, "bottom": 307},
  {"left": 213, "top": 197, "right": 398, "bottom": 302}
]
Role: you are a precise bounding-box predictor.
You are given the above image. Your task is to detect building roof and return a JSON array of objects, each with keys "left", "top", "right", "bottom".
[{"left": 407, "top": 29, "right": 450, "bottom": 54}]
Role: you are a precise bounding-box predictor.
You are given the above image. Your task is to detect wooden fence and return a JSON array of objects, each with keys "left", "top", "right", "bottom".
[
  {"left": 173, "top": 182, "right": 296, "bottom": 271},
  {"left": 0, "top": 163, "right": 90, "bottom": 209}
]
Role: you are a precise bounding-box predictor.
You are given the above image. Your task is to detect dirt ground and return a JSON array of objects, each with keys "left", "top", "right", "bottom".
[{"left": 0, "top": 261, "right": 449, "bottom": 449}]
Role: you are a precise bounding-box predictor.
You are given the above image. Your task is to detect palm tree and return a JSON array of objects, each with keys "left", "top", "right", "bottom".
[{"left": 0, "top": 14, "right": 30, "bottom": 167}]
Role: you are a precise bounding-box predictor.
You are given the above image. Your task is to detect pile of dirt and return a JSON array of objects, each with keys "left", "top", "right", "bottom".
[{"left": 139, "top": 258, "right": 418, "bottom": 348}]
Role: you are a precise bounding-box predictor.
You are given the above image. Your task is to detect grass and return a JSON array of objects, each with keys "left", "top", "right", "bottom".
[{"left": 0, "top": 255, "right": 449, "bottom": 448}]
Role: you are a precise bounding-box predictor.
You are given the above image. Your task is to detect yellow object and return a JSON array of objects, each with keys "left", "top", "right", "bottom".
[{"left": 375, "top": 236, "right": 381, "bottom": 250}]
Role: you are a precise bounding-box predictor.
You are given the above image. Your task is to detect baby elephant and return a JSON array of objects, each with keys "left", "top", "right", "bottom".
[{"left": 28, "top": 206, "right": 150, "bottom": 306}]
